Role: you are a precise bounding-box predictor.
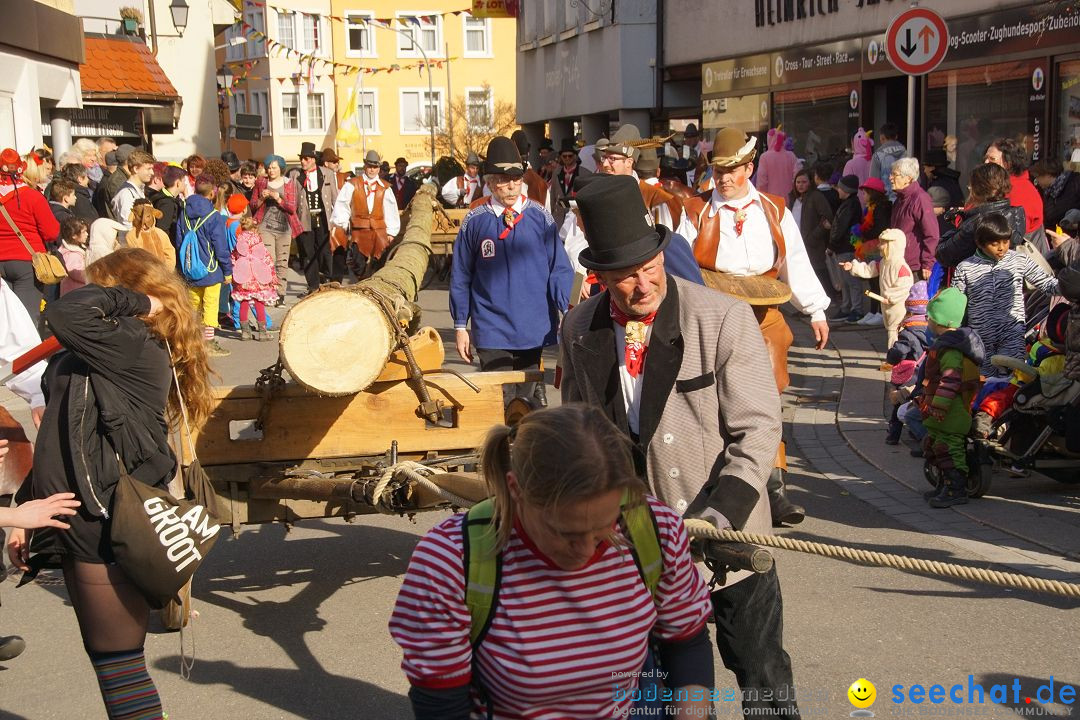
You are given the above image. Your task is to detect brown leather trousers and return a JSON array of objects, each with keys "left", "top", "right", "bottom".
[{"left": 753, "top": 305, "right": 793, "bottom": 470}]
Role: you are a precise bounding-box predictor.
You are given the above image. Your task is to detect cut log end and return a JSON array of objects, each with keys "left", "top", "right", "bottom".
[{"left": 279, "top": 289, "right": 394, "bottom": 396}]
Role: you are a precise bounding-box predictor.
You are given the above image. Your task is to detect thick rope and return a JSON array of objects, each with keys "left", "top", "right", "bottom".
[
  {"left": 373, "top": 461, "right": 470, "bottom": 512},
  {"left": 683, "top": 519, "right": 1080, "bottom": 599}
]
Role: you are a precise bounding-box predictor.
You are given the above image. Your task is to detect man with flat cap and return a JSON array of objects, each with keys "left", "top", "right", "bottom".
[
  {"left": 330, "top": 148, "right": 399, "bottom": 279},
  {"left": 600, "top": 124, "right": 683, "bottom": 231},
  {"left": 678, "top": 126, "right": 832, "bottom": 526},
  {"left": 451, "top": 135, "right": 572, "bottom": 402},
  {"left": 440, "top": 151, "right": 484, "bottom": 208},
  {"left": 559, "top": 173, "right": 799, "bottom": 719}
]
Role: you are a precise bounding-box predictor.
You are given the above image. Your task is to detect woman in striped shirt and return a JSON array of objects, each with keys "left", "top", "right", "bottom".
[{"left": 389, "top": 404, "right": 714, "bottom": 719}]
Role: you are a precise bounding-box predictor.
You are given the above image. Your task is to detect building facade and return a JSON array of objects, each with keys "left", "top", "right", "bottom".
[
  {"left": 327, "top": 0, "right": 517, "bottom": 173},
  {"left": 74, "top": 0, "right": 232, "bottom": 161},
  {"left": 518, "top": 0, "right": 1080, "bottom": 180},
  {"left": 219, "top": 0, "right": 338, "bottom": 165},
  {"left": 515, "top": 0, "right": 659, "bottom": 156},
  {"left": 2, "top": 0, "right": 83, "bottom": 155}
]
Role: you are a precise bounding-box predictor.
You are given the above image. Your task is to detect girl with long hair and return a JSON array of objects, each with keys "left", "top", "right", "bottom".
[
  {"left": 6, "top": 248, "right": 213, "bottom": 719},
  {"left": 390, "top": 404, "right": 714, "bottom": 719}
]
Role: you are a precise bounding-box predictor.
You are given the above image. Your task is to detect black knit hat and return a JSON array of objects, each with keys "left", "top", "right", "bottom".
[
  {"left": 484, "top": 136, "right": 524, "bottom": 178},
  {"left": 576, "top": 175, "right": 670, "bottom": 271}
]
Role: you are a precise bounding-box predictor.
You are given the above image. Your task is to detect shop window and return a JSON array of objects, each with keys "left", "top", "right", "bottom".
[
  {"left": 772, "top": 82, "right": 859, "bottom": 171},
  {"left": 925, "top": 60, "right": 1036, "bottom": 189},
  {"left": 1056, "top": 60, "right": 1080, "bottom": 165},
  {"left": 307, "top": 92, "right": 325, "bottom": 131}
]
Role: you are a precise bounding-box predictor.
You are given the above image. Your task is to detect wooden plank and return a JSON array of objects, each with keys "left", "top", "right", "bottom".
[{"left": 194, "top": 370, "right": 538, "bottom": 466}]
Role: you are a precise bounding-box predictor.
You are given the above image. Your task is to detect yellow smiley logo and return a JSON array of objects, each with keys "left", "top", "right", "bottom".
[{"left": 848, "top": 678, "right": 877, "bottom": 709}]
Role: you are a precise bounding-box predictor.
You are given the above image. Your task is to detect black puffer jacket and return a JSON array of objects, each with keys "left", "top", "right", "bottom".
[
  {"left": 934, "top": 200, "right": 1027, "bottom": 268},
  {"left": 828, "top": 195, "right": 863, "bottom": 255},
  {"left": 22, "top": 285, "right": 174, "bottom": 517}
]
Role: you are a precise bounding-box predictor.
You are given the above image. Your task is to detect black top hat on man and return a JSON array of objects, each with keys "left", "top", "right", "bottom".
[
  {"left": 559, "top": 138, "right": 577, "bottom": 154},
  {"left": 575, "top": 174, "right": 670, "bottom": 271},
  {"left": 484, "top": 136, "right": 524, "bottom": 178},
  {"left": 299, "top": 142, "right": 318, "bottom": 159}
]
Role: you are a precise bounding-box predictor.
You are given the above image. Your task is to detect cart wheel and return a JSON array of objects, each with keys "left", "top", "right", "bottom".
[
  {"left": 160, "top": 579, "right": 192, "bottom": 632},
  {"left": 967, "top": 462, "right": 992, "bottom": 498},
  {"left": 965, "top": 442, "right": 993, "bottom": 498},
  {"left": 923, "top": 459, "right": 942, "bottom": 489}
]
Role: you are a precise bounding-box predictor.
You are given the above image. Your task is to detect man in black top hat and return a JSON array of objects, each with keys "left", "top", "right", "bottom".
[
  {"left": 296, "top": 141, "right": 340, "bottom": 294},
  {"left": 537, "top": 138, "right": 556, "bottom": 182},
  {"left": 559, "top": 173, "right": 799, "bottom": 720},
  {"left": 548, "top": 138, "right": 591, "bottom": 228}
]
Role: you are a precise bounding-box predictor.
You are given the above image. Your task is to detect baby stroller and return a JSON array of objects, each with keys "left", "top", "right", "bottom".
[{"left": 981, "top": 356, "right": 1080, "bottom": 484}]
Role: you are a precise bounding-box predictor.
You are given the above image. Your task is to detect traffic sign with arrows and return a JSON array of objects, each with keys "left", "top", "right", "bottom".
[{"left": 886, "top": 7, "right": 949, "bottom": 76}]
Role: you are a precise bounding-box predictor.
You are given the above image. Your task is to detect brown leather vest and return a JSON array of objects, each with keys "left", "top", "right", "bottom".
[
  {"left": 685, "top": 191, "right": 788, "bottom": 278},
  {"left": 349, "top": 178, "right": 390, "bottom": 259},
  {"left": 639, "top": 180, "right": 683, "bottom": 228},
  {"left": 523, "top": 168, "right": 548, "bottom": 205}
]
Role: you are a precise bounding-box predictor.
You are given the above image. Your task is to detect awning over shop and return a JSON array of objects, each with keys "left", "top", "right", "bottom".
[{"left": 73, "top": 34, "right": 180, "bottom": 134}]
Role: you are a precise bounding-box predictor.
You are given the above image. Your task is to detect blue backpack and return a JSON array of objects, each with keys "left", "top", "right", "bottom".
[{"left": 179, "top": 212, "right": 217, "bottom": 281}]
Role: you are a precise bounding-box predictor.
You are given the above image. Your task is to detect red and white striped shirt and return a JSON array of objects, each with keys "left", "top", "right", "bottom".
[{"left": 389, "top": 496, "right": 710, "bottom": 719}]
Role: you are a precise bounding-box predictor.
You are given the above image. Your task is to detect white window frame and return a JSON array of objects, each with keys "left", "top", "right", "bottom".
[
  {"left": 399, "top": 87, "right": 444, "bottom": 135},
  {"left": 276, "top": 9, "right": 295, "bottom": 50},
  {"left": 250, "top": 90, "right": 270, "bottom": 134},
  {"left": 345, "top": 11, "right": 377, "bottom": 58},
  {"left": 462, "top": 14, "right": 492, "bottom": 58},
  {"left": 299, "top": 12, "right": 326, "bottom": 56},
  {"left": 353, "top": 88, "right": 380, "bottom": 135},
  {"left": 280, "top": 89, "right": 301, "bottom": 132},
  {"left": 306, "top": 91, "right": 326, "bottom": 132},
  {"left": 395, "top": 12, "right": 444, "bottom": 59},
  {"left": 464, "top": 86, "right": 494, "bottom": 130},
  {"left": 279, "top": 84, "right": 332, "bottom": 135}
]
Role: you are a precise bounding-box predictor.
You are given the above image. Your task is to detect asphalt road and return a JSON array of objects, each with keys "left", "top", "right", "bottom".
[{"left": 1, "top": 273, "right": 1077, "bottom": 719}]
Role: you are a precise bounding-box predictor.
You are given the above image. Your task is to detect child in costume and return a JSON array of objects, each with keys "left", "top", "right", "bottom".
[
  {"left": 231, "top": 215, "right": 279, "bottom": 341},
  {"left": 952, "top": 212, "right": 1059, "bottom": 378},
  {"left": 125, "top": 198, "right": 175, "bottom": 267},
  {"left": 842, "top": 227, "right": 914, "bottom": 346},
  {"left": 883, "top": 281, "right": 929, "bottom": 444},
  {"left": 921, "top": 287, "right": 985, "bottom": 508}
]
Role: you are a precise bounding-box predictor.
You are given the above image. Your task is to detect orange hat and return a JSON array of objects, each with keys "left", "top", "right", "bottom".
[{"left": 227, "top": 193, "right": 249, "bottom": 215}]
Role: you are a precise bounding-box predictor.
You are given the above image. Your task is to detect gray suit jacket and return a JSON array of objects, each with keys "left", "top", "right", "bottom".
[
  {"left": 559, "top": 275, "right": 782, "bottom": 549},
  {"left": 295, "top": 166, "right": 340, "bottom": 232}
]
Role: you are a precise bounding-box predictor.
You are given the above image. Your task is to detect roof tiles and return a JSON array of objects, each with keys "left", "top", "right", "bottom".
[{"left": 80, "top": 36, "right": 180, "bottom": 100}]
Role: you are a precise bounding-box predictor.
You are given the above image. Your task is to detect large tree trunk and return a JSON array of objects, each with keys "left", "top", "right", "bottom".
[{"left": 279, "top": 184, "right": 437, "bottom": 395}]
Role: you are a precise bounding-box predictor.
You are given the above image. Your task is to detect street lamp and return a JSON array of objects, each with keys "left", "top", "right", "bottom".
[
  {"left": 169, "top": 0, "right": 189, "bottom": 37},
  {"left": 371, "top": 22, "right": 437, "bottom": 171}
]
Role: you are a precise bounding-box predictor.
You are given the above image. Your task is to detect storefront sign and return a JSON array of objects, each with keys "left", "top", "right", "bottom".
[
  {"left": 470, "top": 0, "right": 518, "bottom": 18},
  {"left": 1028, "top": 60, "right": 1047, "bottom": 163},
  {"left": 702, "top": 54, "right": 771, "bottom": 95},
  {"left": 41, "top": 106, "right": 141, "bottom": 138},
  {"left": 945, "top": 4, "right": 1080, "bottom": 64},
  {"left": 771, "top": 39, "right": 862, "bottom": 86},
  {"left": 702, "top": 93, "right": 769, "bottom": 133},
  {"left": 754, "top": 0, "right": 839, "bottom": 28}
]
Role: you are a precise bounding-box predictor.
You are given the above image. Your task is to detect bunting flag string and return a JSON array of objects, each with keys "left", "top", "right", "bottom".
[
  {"left": 238, "top": 0, "right": 472, "bottom": 27},
  {"left": 236, "top": 20, "right": 457, "bottom": 76}
]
